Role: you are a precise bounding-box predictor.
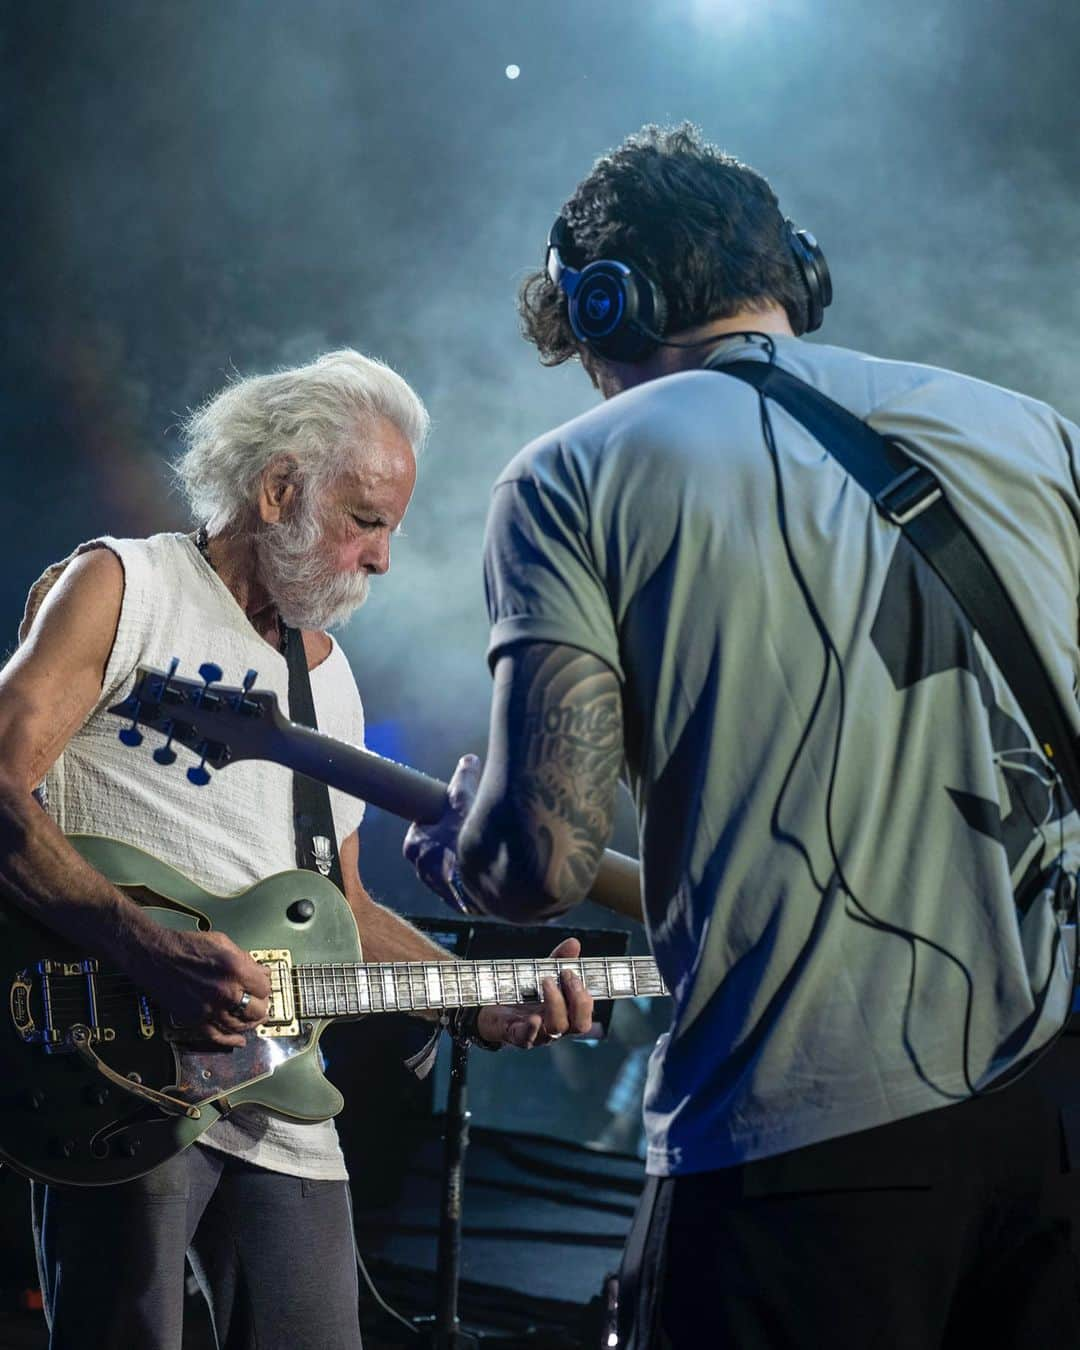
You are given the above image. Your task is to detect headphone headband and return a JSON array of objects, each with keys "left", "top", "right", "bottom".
[{"left": 546, "top": 212, "right": 832, "bottom": 360}]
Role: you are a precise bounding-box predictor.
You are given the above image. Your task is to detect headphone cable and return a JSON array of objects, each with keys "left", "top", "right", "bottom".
[{"left": 749, "top": 333, "right": 1077, "bottom": 1101}]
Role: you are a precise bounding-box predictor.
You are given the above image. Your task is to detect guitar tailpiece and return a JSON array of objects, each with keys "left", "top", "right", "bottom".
[{"left": 65, "top": 1024, "right": 202, "bottom": 1119}]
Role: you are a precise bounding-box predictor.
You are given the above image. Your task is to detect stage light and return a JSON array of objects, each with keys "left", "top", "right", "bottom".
[
  {"left": 685, "top": 0, "right": 788, "bottom": 31},
  {"left": 505, "top": 64, "right": 520, "bottom": 79}
]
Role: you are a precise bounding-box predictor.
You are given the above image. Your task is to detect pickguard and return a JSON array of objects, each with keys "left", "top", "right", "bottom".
[{"left": 169, "top": 1024, "right": 316, "bottom": 1108}]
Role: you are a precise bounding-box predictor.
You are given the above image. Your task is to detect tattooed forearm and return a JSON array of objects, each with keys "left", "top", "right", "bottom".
[
  {"left": 517, "top": 650, "right": 622, "bottom": 898},
  {"left": 461, "top": 643, "right": 623, "bottom": 917}
]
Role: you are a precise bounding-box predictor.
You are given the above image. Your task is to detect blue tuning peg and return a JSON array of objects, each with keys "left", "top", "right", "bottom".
[
  {"left": 152, "top": 721, "right": 178, "bottom": 766},
  {"left": 117, "top": 693, "right": 143, "bottom": 747},
  {"left": 118, "top": 721, "right": 143, "bottom": 748},
  {"left": 151, "top": 657, "right": 180, "bottom": 702},
  {"left": 186, "top": 740, "right": 212, "bottom": 786},
  {"left": 193, "top": 662, "right": 223, "bottom": 711},
  {"left": 231, "top": 668, "right": 259, "bottom": 713}
]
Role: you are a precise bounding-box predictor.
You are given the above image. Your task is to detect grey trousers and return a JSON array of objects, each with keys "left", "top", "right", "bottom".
[{"left": 31, "top": 1145, "right": 363, "bottom": 1350}]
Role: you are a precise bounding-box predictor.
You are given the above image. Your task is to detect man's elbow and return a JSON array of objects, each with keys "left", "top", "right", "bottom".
[
  {"left": 457, "top": 813, "right": 583, "bottom": 924},
  {"left": 0, "top": 770, "right": 33, "bottom": 852},
  {"left": 471, "top": 876, "right": 576, "bottom": 925}
]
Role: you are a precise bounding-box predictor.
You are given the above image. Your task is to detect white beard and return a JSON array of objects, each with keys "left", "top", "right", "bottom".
[{"left": 255, "top": 508, "right": 371, "bottom": 631}]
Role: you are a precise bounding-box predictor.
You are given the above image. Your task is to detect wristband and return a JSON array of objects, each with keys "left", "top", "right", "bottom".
[{"left": 444, "top": 1005, "right": 503, "bottom": 1052}]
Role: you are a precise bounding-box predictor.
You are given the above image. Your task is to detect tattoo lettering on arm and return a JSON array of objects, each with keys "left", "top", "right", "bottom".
[{"left": 503, "top": 644, "right": 623, "bottom": 908}]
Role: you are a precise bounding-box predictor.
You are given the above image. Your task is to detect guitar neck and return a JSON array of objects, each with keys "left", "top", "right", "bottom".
[
  {"left": 293, "top": 955, "right": 666, "bottom": 1019},
  {"left": 274, "top": 721, "right": 449, "bottom": 820},
  {"left": 269, "top": 721, "right": 644, "bottom": 923},
  {"left": 112, "top": 665, "right": 645, "bottom": 921}
]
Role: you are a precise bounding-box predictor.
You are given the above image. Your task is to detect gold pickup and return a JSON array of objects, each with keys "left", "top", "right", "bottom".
[{"left": 249, "top": 950, "right": 298, "bottom": 1038}]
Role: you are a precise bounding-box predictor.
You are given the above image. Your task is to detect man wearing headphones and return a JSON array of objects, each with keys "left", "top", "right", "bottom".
[{"left": 406, "top": 123, "right": 1080, "bottom": 1346}]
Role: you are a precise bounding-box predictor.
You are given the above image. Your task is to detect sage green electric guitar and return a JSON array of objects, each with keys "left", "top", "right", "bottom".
[{"left": 2, "top": 835, "right": 666, "bottom": 1187}]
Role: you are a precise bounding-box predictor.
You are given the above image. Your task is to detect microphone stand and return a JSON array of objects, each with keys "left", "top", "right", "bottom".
[
  {"left": 433, "top": 1034, "right": 477, "bottom": 1350},
  {"left": 406, "top": 913, "right": 627, "bottom": 1348}
]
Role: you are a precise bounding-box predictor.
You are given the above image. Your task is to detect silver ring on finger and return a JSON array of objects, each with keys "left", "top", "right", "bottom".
[
  {"left": 547, "top": 1031, "right": 564, "bottom": 1040},
  {"left": 229, "top": 991, "right": 252, "bottom": 1017}
]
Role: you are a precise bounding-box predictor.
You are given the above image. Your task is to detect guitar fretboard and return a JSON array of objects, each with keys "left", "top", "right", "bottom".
[{"left": 294, "top": 957, "right": 666, "bottom": 1019}]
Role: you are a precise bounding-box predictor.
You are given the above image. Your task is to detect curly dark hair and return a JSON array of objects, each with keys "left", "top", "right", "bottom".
[{"left": 519, "top": 123, "right": 807, "bottom": 364}]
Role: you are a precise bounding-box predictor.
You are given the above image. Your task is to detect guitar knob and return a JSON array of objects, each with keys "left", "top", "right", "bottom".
[{"left": 287, "top": 899, "right": 316, "bottom": 923}]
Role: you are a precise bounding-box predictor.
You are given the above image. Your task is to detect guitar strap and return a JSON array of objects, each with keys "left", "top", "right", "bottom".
[
  {"left": 713, "top": 355, "right": 1080, "bottom": 814},
  {"left": 282, "top": 623, "right": 345, "bottom": 891}
]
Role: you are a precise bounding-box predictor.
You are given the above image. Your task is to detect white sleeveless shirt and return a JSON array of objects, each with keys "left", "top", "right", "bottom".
[{"left": 26, "top": 532, "right": 368, "bottom": 1179}]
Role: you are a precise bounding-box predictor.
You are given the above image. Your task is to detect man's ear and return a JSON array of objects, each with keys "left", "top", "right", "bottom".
[{"left": 257, "top": 455, "right": 301, "bottom": 524}]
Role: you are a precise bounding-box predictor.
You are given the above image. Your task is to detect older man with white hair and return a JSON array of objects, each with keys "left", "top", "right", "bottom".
[{"left": 0, "top": 349, "right": 592, "bottom": 1350}]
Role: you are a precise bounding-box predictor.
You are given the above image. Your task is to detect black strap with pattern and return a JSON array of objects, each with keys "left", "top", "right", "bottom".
[{"left": 282, "top": 623, "right": 345, "bottom": 891}]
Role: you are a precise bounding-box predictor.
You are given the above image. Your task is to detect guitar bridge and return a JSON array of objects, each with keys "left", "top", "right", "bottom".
[
  {"left": 10, "top": 960, "right": 116, "bottom": 1052},
  {"left": 250, "top": 950, "right": 298, "bottom": 1037}
]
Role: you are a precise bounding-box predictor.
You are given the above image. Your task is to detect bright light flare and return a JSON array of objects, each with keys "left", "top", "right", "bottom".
[{"left": 505, "top": 64, "right": 520, "bottom": 80}]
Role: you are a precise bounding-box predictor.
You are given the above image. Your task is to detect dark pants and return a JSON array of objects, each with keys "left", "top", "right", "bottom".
[
  {"left": 32, "top": 1145, "right": 363, "bottom": 1350},
  {"left": 619, "top": 1025, "right": 1080, "bottom": 1349}
]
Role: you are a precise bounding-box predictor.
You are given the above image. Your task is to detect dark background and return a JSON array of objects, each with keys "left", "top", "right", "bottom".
[{"left": 4, "top": 0, "right": 1080, "bottom": 1142}]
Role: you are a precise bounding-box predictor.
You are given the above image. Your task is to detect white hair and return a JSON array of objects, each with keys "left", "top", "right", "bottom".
[{"left": 175, "top": 349, "right": 430, "bottom": 528}]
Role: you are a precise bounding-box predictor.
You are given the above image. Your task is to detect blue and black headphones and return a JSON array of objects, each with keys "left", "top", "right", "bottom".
[{"left": 545, "top": 214, "right": 833, "bottom": 363}]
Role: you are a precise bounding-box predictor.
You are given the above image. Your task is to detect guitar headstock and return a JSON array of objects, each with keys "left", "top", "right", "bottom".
[{"left": 108, "top": 661, "right": 286, "bottom": 785}]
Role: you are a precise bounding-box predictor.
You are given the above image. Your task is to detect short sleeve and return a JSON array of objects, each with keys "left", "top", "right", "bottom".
[{"left": 483, "top": 473, "right": 623, "bottom": 681}]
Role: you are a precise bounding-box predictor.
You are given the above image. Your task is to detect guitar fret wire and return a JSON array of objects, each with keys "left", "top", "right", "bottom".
[
  {"left": 405, "top": 963, "right": 418, "bottom": 1010},
  {"left": 402, "top": 962, "right": 415, "bottom": 1012},
  {"left": 58, "top": 955, "right": 669, "bottom": 1026}
]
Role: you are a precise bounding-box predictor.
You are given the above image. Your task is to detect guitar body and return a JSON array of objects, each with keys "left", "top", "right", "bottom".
[{"left": 0, "top": 835, "right": 362, "bottom": 1187}]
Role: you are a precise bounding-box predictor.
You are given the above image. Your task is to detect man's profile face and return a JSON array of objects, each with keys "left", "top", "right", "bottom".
[{"left": 257, "top": 414, "right": 417, "bottom": 631}]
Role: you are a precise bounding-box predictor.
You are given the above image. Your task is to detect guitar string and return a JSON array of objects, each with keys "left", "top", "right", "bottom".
[
  {"left": 42, "top": 974, "right": 667, "bottom": 1014},
  {"left": 39, "top": 955, "right": 662, "bottom": 992},
  {"left": 39, "top": 958, "right": 666, "bottom": 1015},
  {"left": 42, "top": 955, "right": 661, "bottom": 999}
]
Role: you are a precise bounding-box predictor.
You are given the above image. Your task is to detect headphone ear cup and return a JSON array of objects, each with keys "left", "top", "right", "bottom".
[
  {"left": 569, "top": 260, "right": 666, "bottom": 362},
  {"left": 786, "top": 222, "right": 833, "bottom": 334}
]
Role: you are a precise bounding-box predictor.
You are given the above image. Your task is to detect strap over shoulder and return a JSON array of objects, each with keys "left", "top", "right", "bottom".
[{"left": 713, "top": 355, "right": 1080, "bottom": 814}]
